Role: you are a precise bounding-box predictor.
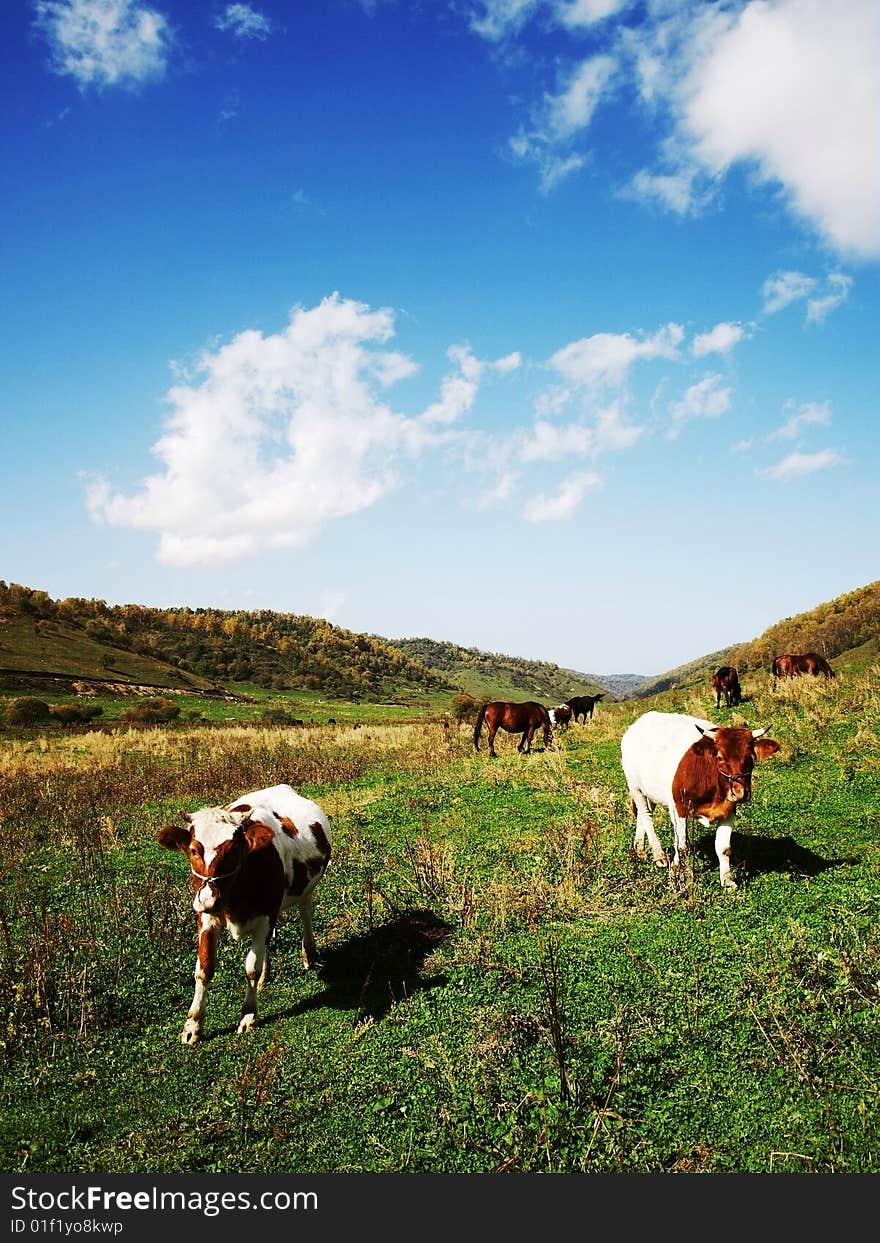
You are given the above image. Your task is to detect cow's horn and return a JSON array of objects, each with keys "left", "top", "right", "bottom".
[
  {"left": 696, "top": 724, "right": 717, "bottom": 737},
  {"left": 752, "top": 726, "right": 770, "bottom": 739}
]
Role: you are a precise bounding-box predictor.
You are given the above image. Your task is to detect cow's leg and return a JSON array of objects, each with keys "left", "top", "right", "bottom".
[
  {"left": 238, "top": 916, "right": 272, "bottom": 1034},
  {"left": 631, "top": 790, "right": 668, "bottom": 866},
  {"left": 182, "top": 914, "right": 219, "bottom": 1045},
  {"left": 296, "top": 890, "right": 321, "bottom": 969},
  {"left": 714, "top": 823, "right": 737, "bottom": 890},
  {"left": 667, "top": 808, "right": 689, "bottom": 875},
  {"left": 544, "top": 726, "right": 553, "bottom": 750}
]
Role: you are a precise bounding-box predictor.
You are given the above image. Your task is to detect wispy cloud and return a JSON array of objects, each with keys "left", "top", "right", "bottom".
[
  {"left": 771, "top": 400, "right": 832, "bottom": 440},
  {"left": 756, "top": 448, "right": 845, "bottom": 481},
  {"left": 33, "top": 0, "right": 172, "bottom": 90},
  {"left": 761, "top": 268, "right": 853, "bottom": 323},
  {"left": 486, "top": 1, "right": 880, "bottom": 257},
  {"left": 669, "top": 373, "right": 731, "bottom": 432},
  {"left": 549, "top": 322, "right": 683, "bottom": 389},
  {"left": 509, "top": 54, "right": 617, "bottom": 190},
  {"left": 419, "top": 346, "right": 520, "bottom": 426},
  {"left": 523, "top": 471, "right": 600, "bottom": 522},
  {"left": 692, "top": 321, "right": 746, "bottom": 357},
  {"left": 214, "top": 4, "right": 272, "bottom": 41},
  {"left": 806, "top": 273, "right": 853, "bottom": 324},
  {"left": 761, "top": 269, "right": 817, "bottom": 315}
]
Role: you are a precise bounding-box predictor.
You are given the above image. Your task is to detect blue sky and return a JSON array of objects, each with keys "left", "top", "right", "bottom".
[{"left": 3, "top": 0, "right": 878, "bottom": 674}]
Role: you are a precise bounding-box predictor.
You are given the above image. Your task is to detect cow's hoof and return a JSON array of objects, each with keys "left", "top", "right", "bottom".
[
  {"left": 181, "top": 1024, "right": 200, "bottom": 1046},
  {"left": 721, "top": 876, "right": 738, "bottom": 891},
  {"left": 653, "top": 856, "right": 669, "bottom": 869},
  {"left": 237, "top": 1014, "right": 256, "bottom": 1034}
]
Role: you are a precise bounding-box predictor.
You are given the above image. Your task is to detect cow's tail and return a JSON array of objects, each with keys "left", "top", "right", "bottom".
[
  {"left": 770, "top": 656, "right": 780, "bottom": 681},
  {"left": 473, "top": 703, "right": 488, "bottom": 751}
]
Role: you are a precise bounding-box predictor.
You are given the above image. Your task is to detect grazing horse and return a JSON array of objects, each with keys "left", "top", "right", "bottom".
[
  {"left": 473, "top": 701, "right": 553, "bottom": 758},
  {"left": 772, "top": 652, "right": 835, "bottom": 687},
  {"left": 567, "top": 693, "right": 605, "bottom": 723},
  {"left": 712, "top": 666, "right": 741, "bottom": 709}
]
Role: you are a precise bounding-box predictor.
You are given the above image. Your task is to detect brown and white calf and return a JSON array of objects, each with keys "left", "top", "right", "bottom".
[
  {"left": 158, "top": 783, "right": 332, "bottom": 1044},
  {"left": 620, "top": 711, "right": 780, "bottom": 889}
]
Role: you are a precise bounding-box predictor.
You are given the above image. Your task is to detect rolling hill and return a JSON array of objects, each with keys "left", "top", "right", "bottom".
[
  {"left": 384, "top": 636, "right": 640, "bottom": 702},
  {"left": 633, "top": 579, "right": 880, "bottom": 699},
  {"left": 2, "top": 578, "right": 876, "bottom": 710}
]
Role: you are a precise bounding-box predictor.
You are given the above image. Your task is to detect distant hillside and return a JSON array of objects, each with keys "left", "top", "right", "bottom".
[
  {"left": 630, "top": 646, "right": 738, "bottom": 700},
  {"left": 731, "top": 580, "right": 880, "bottom": 676},
  {"left": 0, "top": 582, "right": 448, "bottom": 702},
  {"left": 384, "top": 635, "right": 633, "bottom": 703},
  {"left": 632, "top": 579, "right": 880, "bottom": 699}
]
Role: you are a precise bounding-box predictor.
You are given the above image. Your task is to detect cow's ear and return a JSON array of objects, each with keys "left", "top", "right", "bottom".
[
  {"left": 754, "top": 738, "right": 781, "bottom": 760},
  {"left": 158, "top": 824, "right": 190, "bottom": 852},
  {"left": 179, "top": 810, "right": 193, "bottom": 824},
  {"left": 692, "top": 735, "right": 715, "bottom": 755}
]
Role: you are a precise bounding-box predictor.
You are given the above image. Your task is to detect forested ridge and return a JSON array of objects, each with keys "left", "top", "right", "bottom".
[{"left": 0, "top": 582, "right": 447, "bottom": 700}]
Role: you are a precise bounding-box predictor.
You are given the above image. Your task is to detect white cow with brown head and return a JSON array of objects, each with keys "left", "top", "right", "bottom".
[
  {"left": 621, "top": 711, "right": 780, "bottom": 889},
  {"left": 158, "top": 783, "right": 331, "bottom": 1044}
]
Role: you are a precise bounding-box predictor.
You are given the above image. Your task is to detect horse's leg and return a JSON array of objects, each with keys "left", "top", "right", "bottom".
[{"left": 487, "top": 722, "right": 498, "bottom": 758}]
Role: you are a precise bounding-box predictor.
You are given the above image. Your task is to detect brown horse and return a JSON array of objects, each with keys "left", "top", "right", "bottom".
[
  {"left": 771, "top": 652, "right": 835, "bottom": 687},
  {"left": 711, "top": 666, "right": 741, "bottom": 708},
  {"left": 473, "top": 701, "right": 553, "bottom": 758}
]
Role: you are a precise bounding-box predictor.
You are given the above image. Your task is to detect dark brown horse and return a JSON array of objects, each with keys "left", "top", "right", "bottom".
[
  {"left": 711, "top": 666, "right": 741, "bottom": 709},
  {"left": 473, "top": 701, "right": 553, "bottom": 758},
  {"left": 567, "top": 693, "right": 605, "bottom": 723},
  {"left": 772, "top": 652, "right": 835, "bottom": 687}
]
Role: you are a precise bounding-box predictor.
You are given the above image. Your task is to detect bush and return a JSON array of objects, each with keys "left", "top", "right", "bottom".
[
  {"left": 120, "top": 696, "right": 181, "bottom": 725},
  {"left": 259, "top": 708, "right": 297, "bottom": 725},
  {"left": 5, "top": 697, "right": 52, "bottom": 726},
  {"left": 451, "top": 694, "right": 477, "bottom": 723},
  {"left": 49, "top": 703, "right": 104, "bottom": 725}
]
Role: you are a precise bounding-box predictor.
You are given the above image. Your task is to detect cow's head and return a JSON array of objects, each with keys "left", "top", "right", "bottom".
[
  {"left": 693, "top": 724, "right": 780, "bottom": 803},
  {"left": 157, "top": 807, "right": 253, "bottom": 913}
]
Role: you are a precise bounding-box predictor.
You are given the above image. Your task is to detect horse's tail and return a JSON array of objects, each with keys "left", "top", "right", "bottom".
[
  {"left": 473, "top": 702, "right": 488, "bottom": 751},
  {"left": 770, "top": 656, "right": 780, "bottom": 680}
]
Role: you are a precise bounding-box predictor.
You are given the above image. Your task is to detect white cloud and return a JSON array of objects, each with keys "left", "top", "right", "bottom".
[
  {"left": 523, "top": 471, "right": 600, "bottom": 521},
  {"left": 468, "top": 0, "right": 538, "bottom": 42},
  {"left": 692, "top": 321, "right": 746, "bottom": 356},
  {"left": 547, "top": 55, "right": 618, "bottom": 141},
  {"left": 214, "top": 4, "right": 272, "bottom": 41},
  {"left": 678, "top": 0, "right": 880, "bottom": 258},
  {"left": 761, "top": 269, "right": 817, "bottom": 315},
  {"left": 519, "top": 420, "right": 594, "bottom": 462},
  {"left": 510, "top": 54, "right": 617, "bottom": 188},
  {"left": 761, "top": 268, "right": 853, "bottom": 322},
  {"left": 806, "top": 273, "right": 853, "bottom": 324},
  {"left": 419, "top": 345, "right": 520, "bottom": 425},
  {"left": 33, "top": 0, "right": 172, "bottom": 89},
  {"left": 756, "top": 448, "right": 845, "bottom": 481},
  {"left": 87, "top": 296, "right": 443, "bottom": 567},
  {"left": 549, "top": 322, "right": 684, "bottom": 388},
  {"left": 557, "top": 0, "right": 632, "bottom": 30},
  {"left": 627, "top": 164, "right": 702, "bottom": 215},
  {"left": 670, "top": 373, "right": 732, "bottom": 429},
  {"left": 772, "top": 400, "right": 831, "bottom": 440}
]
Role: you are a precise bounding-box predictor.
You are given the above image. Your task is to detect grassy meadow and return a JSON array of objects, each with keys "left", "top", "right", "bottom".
[{"left": 1, "top": 667, "right": 879, "bottom": 1173}]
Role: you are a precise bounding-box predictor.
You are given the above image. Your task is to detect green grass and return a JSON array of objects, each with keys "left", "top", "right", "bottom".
[{"left": 1, "top": 670, "right": 879, "bottom": 1173}]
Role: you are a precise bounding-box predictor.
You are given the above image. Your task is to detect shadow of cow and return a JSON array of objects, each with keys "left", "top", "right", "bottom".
[{"left": 694, "top": 830, "right": 858, "bottom": 883}]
